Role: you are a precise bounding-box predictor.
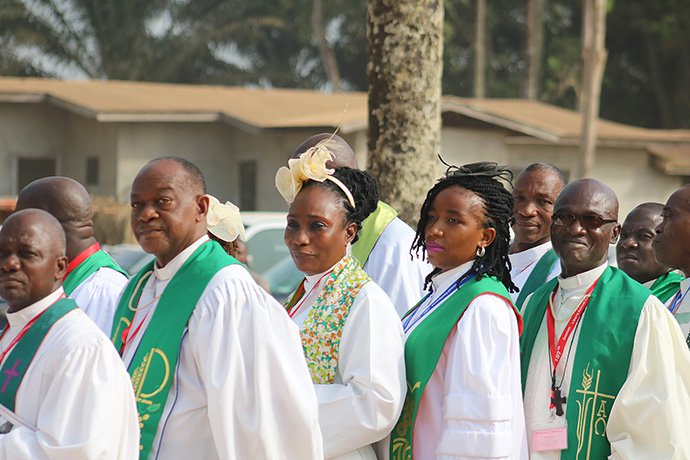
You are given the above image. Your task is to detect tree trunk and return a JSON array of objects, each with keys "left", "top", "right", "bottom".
[
  {"left": 474, "top": 0, "right": 486, "bottom": 98},
  {"left": 367, "top": 0, "right": 444, "bottom": 225},
  {"left": 312, "top": 0, "right": 341, "bottom": 91},
  {"left": 525, "top": 0, "right": 545, "bottom": 100},
  {"left": 578, "top": 0, "right": 607, "bottom": 178}
]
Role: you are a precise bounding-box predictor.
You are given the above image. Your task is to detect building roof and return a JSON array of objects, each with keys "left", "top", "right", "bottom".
[
  {"left": 1, "top": 77, "right": 689, "bottom": 173},
  {"left": 0, "top": 77, "right": 367, "bottom": 133}
]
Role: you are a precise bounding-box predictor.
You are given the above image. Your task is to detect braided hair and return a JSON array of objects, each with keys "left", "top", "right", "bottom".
[
  {"left": 300, "top": 167, "right": 379, "bottom": 243},
  {"left": 411, "top": 159, "right": 517, "bottom": 292}
]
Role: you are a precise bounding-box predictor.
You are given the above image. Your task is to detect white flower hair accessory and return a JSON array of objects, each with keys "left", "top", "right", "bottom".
[
  {"left": 275, "top": 136, "right": 356, "bottom": 208},
  {"left": 206, "top": 195, "right": 247, "bottom": 243}
]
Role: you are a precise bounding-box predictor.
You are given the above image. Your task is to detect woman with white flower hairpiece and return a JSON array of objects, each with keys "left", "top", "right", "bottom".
[
  {"left": 205, "top": 195, "right": 247, "bottom": 257},
  {"left": 276, "top": 140, "right": 406, "bottom": 460}
]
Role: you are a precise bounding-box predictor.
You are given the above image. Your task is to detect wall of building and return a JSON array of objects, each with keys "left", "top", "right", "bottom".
[{"left": 440, "top": 126, "right": 683, "bottom": 216}]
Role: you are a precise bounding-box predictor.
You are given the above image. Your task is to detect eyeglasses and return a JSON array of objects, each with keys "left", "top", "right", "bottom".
[{"left": 552, "top": 213, "right": 617, "bottom": 230}]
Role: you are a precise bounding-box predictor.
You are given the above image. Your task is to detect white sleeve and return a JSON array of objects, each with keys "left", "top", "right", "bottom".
[
  {"left": 314, "top": 282, "right": 406, "bottom": 458},
  {"left": 363, "top": 219, "right": 431, "bottom": 317},
  {"left": 607, "top": 296, "right": 690, "bottom": 459},
  {"left": 436, "top": 294, "right": 524, "bottom": 459},
  {"left": 70, "top": 268, "right": 128, "bottom": 334},
  {"left": 188, "top": 268, "right": 323, "bottom": 460},
  {"left": 0, "top": 340, "right": 139, "bottom": 459}
]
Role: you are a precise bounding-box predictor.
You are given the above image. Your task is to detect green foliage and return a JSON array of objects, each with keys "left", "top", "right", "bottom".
[{"left": 0, "top": 0, "right": 687, "bottom": 127}]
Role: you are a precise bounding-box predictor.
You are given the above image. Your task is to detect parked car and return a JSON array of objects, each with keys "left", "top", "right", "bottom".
[{"left": 104, "top": 212, "right": 302, "bottom": 301}]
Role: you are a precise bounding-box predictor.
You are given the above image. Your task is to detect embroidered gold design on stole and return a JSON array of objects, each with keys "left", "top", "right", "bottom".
[
  {"left": 575, "top": 364, "right": 615, "bottom": 459},
  {"left": 131, "top": 347, "right": 171, "bottom": 448},
  {"left": 391, "top": 381, "right": 421, "bottom": 460}
]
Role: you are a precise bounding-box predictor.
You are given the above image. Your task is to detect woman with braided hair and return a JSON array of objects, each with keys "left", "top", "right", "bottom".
[
  {"left": 387, "top": 160, "right": 528, "bottom": 460},
  {"left": 276, "top": 140, "right": 405, "bottom": 460}
]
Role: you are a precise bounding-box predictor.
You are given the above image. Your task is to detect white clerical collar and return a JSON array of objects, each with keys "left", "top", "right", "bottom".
[
  {"left": 154, "top": 235, "right": 209, "bottom": 281},
  {"left": 303, "top": 259, "right": 341, "bottom": 292},
  {"left": 431, "top": 260, "right": 475, "bottom": 293},
  {"left": 5, "top": 287, "right": 65, "bottom": 329},
  {"left": 558, "top": 262, "right": 608, "bottom": 291},
  {"left": 510, "top": 241, "right": 552, "bottom": 264}
]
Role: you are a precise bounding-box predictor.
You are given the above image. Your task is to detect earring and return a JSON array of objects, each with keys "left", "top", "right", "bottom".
[{"left": 476, "top": 246, "right": 486, "bottom": 258}]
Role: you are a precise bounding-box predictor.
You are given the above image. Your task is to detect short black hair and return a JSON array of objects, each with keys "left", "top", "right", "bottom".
[
  {"left": 412, "top": 161, "right": 517, "bottom": 292},
  {"left": 149, "top": 156, "right": 207, "bottom": 194},
  {"left": 522, "top": 162, "right": 568, "bottom": 187},
  {"left": 301, "top": 167, "right": 379, "bottom": 244}
]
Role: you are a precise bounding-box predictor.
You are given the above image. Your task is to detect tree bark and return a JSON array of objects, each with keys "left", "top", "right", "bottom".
[
  {"left": 367, "top": 0, "right": 444, "bottom": 225},
  {"left": 578, "top": 0, "right": 607, "bottom": 178},
  {"left": 312, "top": 0, "right": 341, "bottom": 91},
  {"left": 525, "top": 0, "right": 545, "bottom": 100},
  {"left": 474, "top": 0, "right": 487, "bottom": 98}
]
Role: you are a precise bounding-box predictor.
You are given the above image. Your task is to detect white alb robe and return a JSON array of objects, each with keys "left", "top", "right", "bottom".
[
  {"left": 381, "top": 260, "right": 528, "bottom": 460},
  {"left": 69, "top": 266, "right": 128, "bottom": 334},
  {"left": 0, "top": 288, "right": 139, "bottom": 459},
  {"left": 664, "top": 275, "right": 690, "bottom": 339},
  {"left": 120, "top": 236, "right": 323, "bottom": 460},
  {"left": 523, "top": 263, "right": 690, "bottom": 459},
  {"left": 363, "top": 217, "right": 432, "bottom": 317},
  {"left": 509, "top": 241, "right": 561, "bottom": 305},
  {"left": 291, "top": 260, "right": 406, "bottom": 460}
]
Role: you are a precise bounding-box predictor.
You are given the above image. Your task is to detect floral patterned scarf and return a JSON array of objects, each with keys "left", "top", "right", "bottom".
[{"left": 285, "top": 257, "right": 370, "bottom": 384}]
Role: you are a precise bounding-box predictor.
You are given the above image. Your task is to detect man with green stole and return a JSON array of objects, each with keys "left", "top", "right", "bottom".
[
  {"left": 520, "top": 178, "right": 690, "bottom": 459},
  {"left": 0, "top": 209, "right": 138, "bottom": 459},
  {"left": 653, "top": 185, "right": 690, "bottom": 347},
  {"left": 112, "top": 157, "right": 322, "bottom": 460},
  {"left": 616, "top": 203, "right": 682, "bottom": 303},
  {"left": 509, "top": 163, "right": 565, "bottom": 311},
  {"left": 292, "top": 134, "right": 430, "bottom": 317},
  {"left": 15, "top": 176, "right": 128, "bottom": 334}
]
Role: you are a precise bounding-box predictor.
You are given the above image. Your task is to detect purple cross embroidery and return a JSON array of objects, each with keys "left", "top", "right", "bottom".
[{"left": 1, "top": 360, "right": 21, "bottom": 393}]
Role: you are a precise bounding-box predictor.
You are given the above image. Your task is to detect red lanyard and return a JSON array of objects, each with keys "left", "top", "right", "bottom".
[
  {"left": 119, "top": 313, "right": 150, "bottom": 356},
  {"left": 0, "top": 295, "right": 65, "bottom": 364},
  {"left": 287, "top": 270, "right": 333, "bottom": 319},
  {"left": 64, "top": 243, "right": 101, "bottom": 279},
  {"left": 546, "top": 276, "right": 600, "bottom": 372}
]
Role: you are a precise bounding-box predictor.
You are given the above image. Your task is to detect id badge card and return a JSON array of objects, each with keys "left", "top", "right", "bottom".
[{"left": 531, "top": 418, "right": 568, "bottom": 452}]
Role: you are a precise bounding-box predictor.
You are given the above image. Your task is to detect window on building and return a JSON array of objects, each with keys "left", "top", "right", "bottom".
[
  {"left": 17, "top": 158, "right": 56, "bottom": 192},
  {"left": 239, "top": 160, "right": 257, "bottom": 211},
  {"left": 86, "top": 157, "right": 99, "bottom": 185}
]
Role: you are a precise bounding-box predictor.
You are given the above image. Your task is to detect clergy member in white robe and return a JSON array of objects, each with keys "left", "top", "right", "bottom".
[
  {"left": 522, "top": 263, "right": 690, "bottom": 459},
  {"left": 0, "top": 288, "right": 139, "bottom": 460},
  {"left": 384, "top": 161, "right": 527, "bottom": 460},
  {"left": 400, "top": 261, "right": 527, "bottom": 459},
  {"left": 278, "top": 150, "right": 405, "bottom": 460},
  {"left": 521, "top": 178, "right": 690, "bottom": 459},
  {"left": 0, "top": 209, "right": 139, "bottom": 460},
  {"left": 288, "top": 259, "right": 406, "bottom": 459},
  {"left": 116, "top": 157, "right": 323, "bottom": 460}
]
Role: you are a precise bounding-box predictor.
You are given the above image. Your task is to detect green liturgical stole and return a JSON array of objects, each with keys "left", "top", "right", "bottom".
[
  {"left": 111, "top": 241, "right": 240, "bottom": 459},
  {"left": 0, "top": 298, "right": 77, "bottom": 412},
  {"left": 649, "top": 270, "right": 684, "bottom": 304},
  {"left": 351, "top": 201, "right": 397, "bottom": 266},
  {"left": 520, "top": 266, "right": 648, "bottom": 460},
  {"left": 62, "top": 250, "right": 128, "bottom": 295},
  {"left": 514, "top": 249, "right": 559, "bottom": 310},
  {"left": 390, "top": 276, "right": 516, "bottom": 460}
]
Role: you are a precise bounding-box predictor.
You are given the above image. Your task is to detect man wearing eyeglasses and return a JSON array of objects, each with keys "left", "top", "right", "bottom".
[
  {"left": 520, "top": 178, "right": 690, "bottom": 459},
  {"left": 509, "top": 163, "right": 566, "bottom": 310}
]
